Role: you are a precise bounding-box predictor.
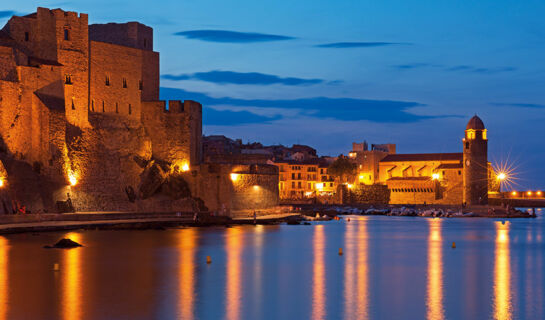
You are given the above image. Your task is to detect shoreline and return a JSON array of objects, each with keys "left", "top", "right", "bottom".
[{"left": 0, "top": 204, "right": 539, "bottom": 235}]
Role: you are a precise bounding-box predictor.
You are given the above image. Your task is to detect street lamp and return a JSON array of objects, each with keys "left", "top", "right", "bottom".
[{"left": 496, "top": 172, "right": 507, "bottom": 193}]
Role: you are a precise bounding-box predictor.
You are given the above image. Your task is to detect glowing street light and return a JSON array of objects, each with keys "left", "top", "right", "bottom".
[
  {"left": 0, "top": 178, "right": 4, "bottom": 188},
  {"left": 230, "top": 173, "right": 240, "bottom": 182},
  {"left": 432, "top": 173, "right": 440, "bottom": 180},
  {"left": 68, "top": 174, "right": 77, "bottom": 186},
  {"left": 497, "top": 172, "right": 506, "bottom": 181}
]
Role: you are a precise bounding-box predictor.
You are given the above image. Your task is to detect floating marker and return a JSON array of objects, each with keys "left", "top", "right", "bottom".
[
  {"left": 338, "top": 248, "right": 343, "bottom": 255},
  {"left": 53, "top": 263, "right": 60, "bottom": 271},
  {"left": 452, "top": 242, "right": 456, "bottom": 249},
  {"left": 206, "top": 256, "right": 212, "bottom": 264}
]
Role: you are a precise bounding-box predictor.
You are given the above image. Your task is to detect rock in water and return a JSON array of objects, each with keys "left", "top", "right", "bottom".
[{"left": 44, "top": 238, "right": 83, "bottom": 249}]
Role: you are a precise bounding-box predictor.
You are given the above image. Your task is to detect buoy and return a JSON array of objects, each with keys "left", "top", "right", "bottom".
[
  {"left": 53, "top": 263, "right": 60, "bottom": 271},
  {"left": 338, "top": 248, "right": 343, "bottom": 255},
  {"left": 452, "top": 242, "right": 456, "bottom": 249},
  {"left": 206, "top": 256, "right": 212, "bottom": 264},
  {"left": 347, "top": 218, "right": 350, "bottom": 222}
]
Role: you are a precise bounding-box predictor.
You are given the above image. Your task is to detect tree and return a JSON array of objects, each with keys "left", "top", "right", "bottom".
[{"left": 328, "top": 156, "right": 357, "bottom": 183}]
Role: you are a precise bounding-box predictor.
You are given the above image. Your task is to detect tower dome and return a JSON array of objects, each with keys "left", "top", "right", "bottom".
[{"left": 466, "top": 115, "right": 485, "bottom": 130}]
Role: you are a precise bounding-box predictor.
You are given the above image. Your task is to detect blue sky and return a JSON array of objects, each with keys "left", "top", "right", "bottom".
[{"left": 3, "top": 1, "right": 545, "bottom": 189}]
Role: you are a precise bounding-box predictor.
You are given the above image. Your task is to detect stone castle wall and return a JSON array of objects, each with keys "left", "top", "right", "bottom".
[
  {"left": 89, "top": 41, "right": 143, "bottom": 119},
  {"left": 0, "top": 7, "right": 277, "bottom": 213}
]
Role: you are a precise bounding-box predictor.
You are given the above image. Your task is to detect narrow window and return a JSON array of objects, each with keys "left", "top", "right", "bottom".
[
  {"left": 65, "top": 74, "right": 72, "bottom": 84},
  {"left": 71, "top": 98, "right": 75, "bottom": 110},
  {"left": 128, "top": 104, "right": 132, "bottom": 115},
  {"left": 91, "top": 100, "right": 95, "bottom": 112},
  {"left": 143, "top": 38, "right": 147, "bottom": 48},
  {"left": 25, "top": 32, "right": 29, "bottom": 41},
  {"left": 139, "top": 80, "right": 143, "bottom": 90},
  {"left": 122, "top": 78, "right": 127, "bottom": 88},
  {"left": 465, "top": 142, "right": 469, "bottom": 149},
  {"left": 102, "top": 101, "right": 105, "bottom": 112},
  {"left": 64, "top": 29, "right": 70, "bottom": 41},
  {"left": 115, "top": 102, "right": 119, "bottom": 113},
  {"left": 458, "top": 170, "right": 461, "bottom": 175},
  {"left": 105, "top": 75, "right": 110, "bottom": 86}
]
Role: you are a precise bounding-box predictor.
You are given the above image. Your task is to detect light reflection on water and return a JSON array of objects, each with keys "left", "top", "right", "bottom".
[
  {"left": 494, "top": 222, "right": 512, "bottom": 320},
  {"left": 427, "top": 218, "right": 444, "bottom": 320},
  {"left": 0, "top": 237, "right": 8, "bottom": 320},
  {"left": 225, "top": 227, "right": 243, "bottom": 320},
  {"left": 312, "top": 225, "right": 325, "bottom": 320},
  {"left": 0, "top": 213, "right": 545, "bottom": 319},
  {"left": 178, "top": 228, "right": 197, "bottom": 320},
  {"left": 62, "top": 232, "right": 82, "bottom": 320}
]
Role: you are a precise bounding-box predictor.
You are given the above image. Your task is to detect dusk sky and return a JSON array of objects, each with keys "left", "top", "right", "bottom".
[{"left": 2, "top": 0, "right": 545, "bottom": 189}]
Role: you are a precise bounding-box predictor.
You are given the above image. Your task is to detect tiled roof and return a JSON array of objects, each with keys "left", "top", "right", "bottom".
[
  {"left": 380, "top": 153, "right": 462, "bottom": 162},
  {"left": 387, "top": 177, "right": 431, "bottom": 181},
  {"left": 436, "top": 163, "right": 463, "bottom": 169}
]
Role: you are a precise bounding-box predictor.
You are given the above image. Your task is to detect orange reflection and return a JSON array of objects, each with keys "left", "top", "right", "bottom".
[
  {"left": 62, "top": 232, "right": 82, "bottom": 320},
  {"left": 343, "top": 222, "right": 356, "bottom": 318},
  {"left": 0, "top": 237, "right": 8, "bottom": 320},
  {"left": 226, "top": 227, "right": 243, "bottom": 320},
  {"left": 493, "top": 221, "right": 512, "bottom": 320},
  {"left": 312, "top": 225, "right": 326, "bottom": 320},
  {"left": 178, "top": 228, "right": 198, "bottom": 320},
  {"left": 427, "top": 218, "right": 444, "bottom": 320},
  {"left": 356, "top": 219, "right": 369, "bottom": 318},
  {"left": 253, "top": 225, "right": 264, "bottom": 313}
]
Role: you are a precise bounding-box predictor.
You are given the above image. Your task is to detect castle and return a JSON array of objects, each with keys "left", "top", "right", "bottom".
[{"left": 0, "top": 8, "right": 278, "bottom": 213}]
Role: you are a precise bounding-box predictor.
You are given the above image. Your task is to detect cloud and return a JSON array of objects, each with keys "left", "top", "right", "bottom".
[
  {"left": 173, "top": 30, "right": 294, "bottom": 43},
  {"left": 315, "top": 42, "right": 406, "bottom": 48},
  {"left": 162, "top": 70, "right": 324, "bottom": 86},
  {"left": 446, "top": 65, "right": 516, "bottom": 74},
  {"left": 204, "top": 108, "right": 281, "bottom": 125},
  {"left": 0, "top": 10, "right": 16, "bottom": 18},
  {"left": 392, "top": 63, "right": 434, "bottom": 70},
  {"left": 491, "top": 102, "right": 545, "bottom": 109},
  {"left": 160, "top": 87, "right": 457, "bottom": 124}
]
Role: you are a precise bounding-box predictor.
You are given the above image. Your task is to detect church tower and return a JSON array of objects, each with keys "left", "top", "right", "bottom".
[{"left": 463, "top": 115, "right": 488, "bottom": 205}]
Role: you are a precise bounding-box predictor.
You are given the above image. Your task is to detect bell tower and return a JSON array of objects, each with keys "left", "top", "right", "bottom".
[{"left": 463, "top": 115, "right": 488, "bottom": 205}]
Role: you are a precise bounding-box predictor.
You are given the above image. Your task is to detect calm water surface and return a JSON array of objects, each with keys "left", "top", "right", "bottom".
[{"left": 0, "top": 209, "right": 544, "bottom": 319}]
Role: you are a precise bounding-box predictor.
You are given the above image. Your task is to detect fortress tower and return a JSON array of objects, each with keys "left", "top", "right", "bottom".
[{"left": 463, "top": 115, "right": 488, "bottom": 205}]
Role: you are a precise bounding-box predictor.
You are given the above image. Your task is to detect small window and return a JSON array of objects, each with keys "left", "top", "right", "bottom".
[
  {"left": 91, "top": 100, "right": 95, "bottom": 112},
  {"left": 102, "top": 101, "right": 105, "bottom": 112},
  {"left": 143, "top": 38, "right": 147, "bottom": 48},
  {"left": 64, "top": 29, "right": 70, "bottom": 41},
  {"left": 71, "top": 98, "right": 75, "bottom": 110},
  {"left": 128, "top": 104, "right": 132, "bottom": 115},
  {"left": 139, "top": 80, "right": 143, "bottom": 90},
  {"left": 330, "top": 183, "right": 333, "bottom": 187},
  {"left": 465, "top": 142, "right": 469, "bottom": 149},
  {"left": 115, "top": 102, "right": 119, "bottom": 113},
  {"left": 122, "top": 78, "right": 127, "bottom": 88},
  {"left": 65, "top": 75, "right": 72, "bottom": 84},
  {"left": 458, "top": 170, "right": 461, "bottom": 175},
  {"left": 24, "top": 32, "right": 29, "bottom": 41},
  {"left": 105, "top": 75, "right": 110, "bottom": 86}
]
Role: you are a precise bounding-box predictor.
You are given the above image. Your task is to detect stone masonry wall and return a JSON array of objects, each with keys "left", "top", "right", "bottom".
[{"left": 89, "top": 41, "right": 143, "bottom": 120}]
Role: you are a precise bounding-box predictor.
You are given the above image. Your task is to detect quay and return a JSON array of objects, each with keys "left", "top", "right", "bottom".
[{"left": 0, "top": 211, "right": 300, "bottom": 235}]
